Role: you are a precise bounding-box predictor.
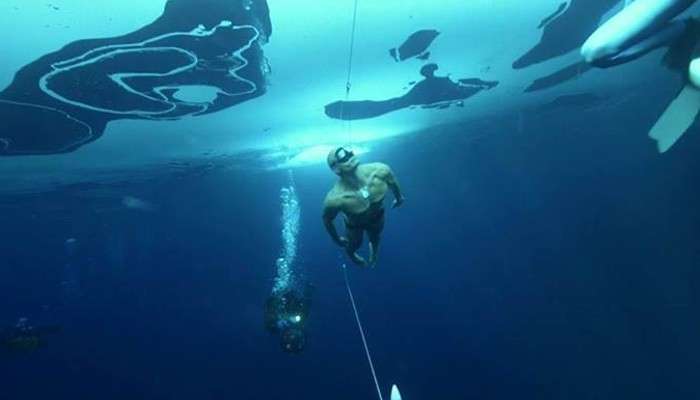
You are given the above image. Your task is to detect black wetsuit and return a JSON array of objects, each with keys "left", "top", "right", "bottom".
[
  {"left": 264, "top": 291, "right": 309, "bottom": 334},
  {"left": 264, "top": 285, "right": 313, "bottom": 353}
]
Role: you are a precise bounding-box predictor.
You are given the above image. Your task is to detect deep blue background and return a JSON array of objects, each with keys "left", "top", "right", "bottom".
[{"left": 1, "top": 78, "right": 700, "bottom": 399}]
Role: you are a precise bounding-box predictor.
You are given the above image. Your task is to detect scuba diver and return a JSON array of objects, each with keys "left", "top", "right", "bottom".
[
  {"left": 264, "top": 284, "right": 313, "bottom": 354},
  {"left": 322, "top": 147, "right": 404, "bottom": 267},
  {"left": 580, "top": 0, "right": 700, "bottom": 152},
  {"left": 0, "top": 318, "right": 61, "bottom": 353}
]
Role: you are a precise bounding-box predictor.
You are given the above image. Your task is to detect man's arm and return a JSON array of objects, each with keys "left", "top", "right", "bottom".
[
  {"left": 322, "top": 197, "right": 346, "bottom": 246},
  {"left": 377, "top": 164, "right": 404, "bottom": 207}
]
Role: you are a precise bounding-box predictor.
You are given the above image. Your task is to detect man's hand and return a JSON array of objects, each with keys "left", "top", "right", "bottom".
[
  {"left": 392, "top": 197, "right": 405, "bottom": 209},
  {"left": 336, "top": 237, "right": 349, "bottom": 247}
]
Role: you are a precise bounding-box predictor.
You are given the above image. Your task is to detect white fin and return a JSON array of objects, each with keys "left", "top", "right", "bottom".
[
  {"left": 649, "top": 83, "right": 700, "bottom": 153},
  {"left": 688, "top": 58, "right": 700, "bottom": 88},
  {"left": 390, "top": 384, "right": 402, "bottom": 400}
]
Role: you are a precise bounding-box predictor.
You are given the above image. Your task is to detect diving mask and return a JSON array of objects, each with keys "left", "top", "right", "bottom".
[{"left": 333, "top": 147, "right": 355, "bottom": 165}]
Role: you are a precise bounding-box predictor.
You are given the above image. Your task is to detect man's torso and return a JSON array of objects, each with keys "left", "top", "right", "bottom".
[{"left": 328, "top": 163, "right": 389, "bottom": 219}]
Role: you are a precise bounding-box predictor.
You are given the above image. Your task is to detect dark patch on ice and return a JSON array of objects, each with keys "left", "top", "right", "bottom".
[
  {"left": 416, "top": 52, "right": 431, "bottom": 61},
  {"left": 512, "top": 0, "right": 619, "bottom": 69},
  {"left": 538, "top": 2, "right": 568, "bottom": 29},
  {"left": 524, "top": 61, "right": 592, "bottom": 92},
  {"left": 325, "top": 63, "right": 497, "bottom": 120},
  {"left": 0, "top": 0, "right": 272, "bottom": 156},
  {"left": 389, "top": 29, "right": 440, "bottom": 62},
  {"left": 459, "top": 78, "right": 497, "bottom": 86},
  {"left": 537, "top": 92, "right": 606, "bottom": 112}
]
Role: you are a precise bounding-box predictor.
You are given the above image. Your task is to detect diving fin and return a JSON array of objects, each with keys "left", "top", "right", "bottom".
[
  {"left": 688, "top": 57, "right": 700, "bottom": 88},
  {"left": 648, "top": 83, "right": 700, "bottom": 153},
  {"left": 390, "top": 384, "right": 402, "bottom": 400}
]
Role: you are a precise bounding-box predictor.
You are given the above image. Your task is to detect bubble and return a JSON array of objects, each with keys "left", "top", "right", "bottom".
[
  {"left": 272, "top": 181, "right": 301, "bottom": 294},
  {"left": 64, "top": 238, "right": 77, "bottom": 255}
]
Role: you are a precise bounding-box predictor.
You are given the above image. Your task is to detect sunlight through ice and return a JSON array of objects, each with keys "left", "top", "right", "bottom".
[{"left": 273, "top": 144, "right": 371, "bottom": 169}]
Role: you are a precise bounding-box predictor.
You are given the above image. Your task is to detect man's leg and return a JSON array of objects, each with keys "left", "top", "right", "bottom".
[
  {"left": 367, "top": 213, "right": 385, "bottom": 267},
  {"left": 345, "top": 224, "right": 367, "bottom": 266},
  {"left": 581, "top": 0, "right": 694, "bottom": 67},
  {"left": 367, "top": 230, "right": 382, "bottom": 267}
]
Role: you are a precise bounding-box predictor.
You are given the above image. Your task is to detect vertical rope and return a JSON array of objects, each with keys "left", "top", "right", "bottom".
[
  {"left": 342, "top": 264, "right": 384, "bottom": 400},
  {"left": 340, "top": 0, "right": 360, "bottom": 147},
  {"left": 338, "top": 4, "right": 384, "bottom": 397},
  {"left": 345, "top": 0, "right": 360, "bottom": 97}
]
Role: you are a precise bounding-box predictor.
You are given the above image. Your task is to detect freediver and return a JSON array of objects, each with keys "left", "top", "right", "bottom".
[
  {"left": 580, "top": 0, "right": 700, "bottom": 152},
  {"left": 264, "top": 285, "right": 313, "bottom": 354},
  {"left": 322, "top": 147, "right": 404, "bottom": 267},
  {"left": 0, "top": 318, "right": 61, "bottom": 353}
]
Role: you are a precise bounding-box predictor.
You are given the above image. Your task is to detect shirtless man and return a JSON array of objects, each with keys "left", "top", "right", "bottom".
[{"left": 322, "top": 147, "right": 404, "bottom": 267}]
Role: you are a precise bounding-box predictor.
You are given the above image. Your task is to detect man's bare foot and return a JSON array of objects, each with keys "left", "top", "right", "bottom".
[{"left": 350, "top": 252, "right": 367, "bottom": 267}]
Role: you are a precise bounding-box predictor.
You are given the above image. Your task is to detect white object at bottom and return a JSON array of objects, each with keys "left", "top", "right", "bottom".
[{"left": 391, "top": 384, "right": 402, "bottom": 400}]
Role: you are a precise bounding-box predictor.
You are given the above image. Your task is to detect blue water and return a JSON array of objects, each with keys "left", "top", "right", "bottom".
[{"left": 2, "top": 96, "right": 699, "bottom": 399}]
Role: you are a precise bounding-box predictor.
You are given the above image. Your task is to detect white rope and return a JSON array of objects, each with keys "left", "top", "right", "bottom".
[
  {"left": 338, "top": 3, "right": 384, "bottom": 398},
  {"left": 340, "top": 0, "right": 360, "bottom": 147},
  {"left": 342, "top": 264, "right": 384, "bottom": 400}
]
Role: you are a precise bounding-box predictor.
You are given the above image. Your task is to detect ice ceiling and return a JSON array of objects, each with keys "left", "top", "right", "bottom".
[{"left": 0, "top": 0, "right": 696, "bottom": 190}]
